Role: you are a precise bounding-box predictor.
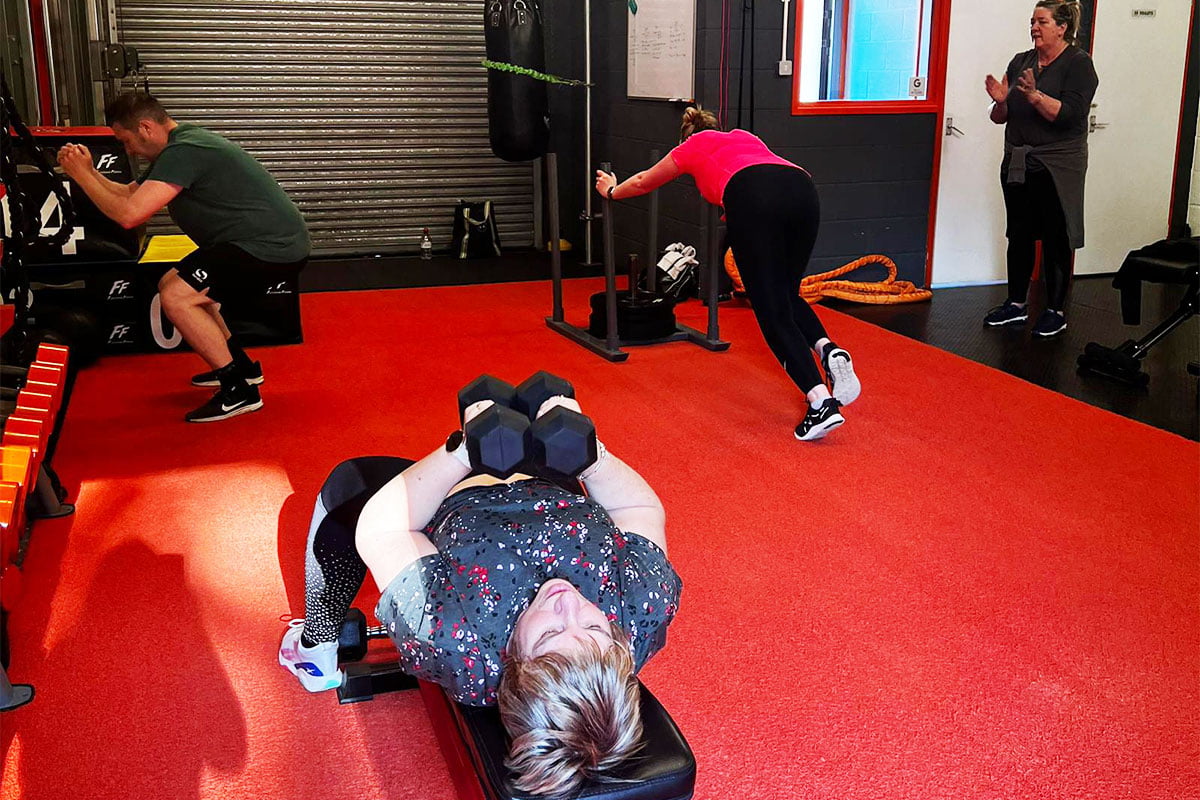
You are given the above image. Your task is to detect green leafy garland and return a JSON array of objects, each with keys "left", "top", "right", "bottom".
[
  {"left": 480, "top": 0, "right": 636, "bottom": 85},
  {"left": 481, "top": 60, "right": 593, "bottom": 87}
]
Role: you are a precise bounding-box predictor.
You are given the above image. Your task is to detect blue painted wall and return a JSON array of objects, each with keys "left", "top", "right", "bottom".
[{"left": 847, "top": 0, "right": 920, "bottom": 101}]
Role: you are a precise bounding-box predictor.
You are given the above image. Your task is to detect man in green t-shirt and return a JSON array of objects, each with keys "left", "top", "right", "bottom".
[{"left": 56, "top": 92, "right": 310, "bottom": 423}]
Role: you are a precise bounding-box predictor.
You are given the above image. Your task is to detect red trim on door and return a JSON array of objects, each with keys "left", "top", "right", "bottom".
[
  {"left": 1167, "top": 0, "right": 1196, "bottom": 235},
  {"left": 922, "top": 0, "right": 953, "bottom": 286},
  {"left": 837, "top": 0, "right": 852, "bottom": 100},
  {"left": 792, "top": 98, "right": 943, "bottom": 115},
  {"left": 27, "top": 0, "right": 54, "bottom": 124},
  {"left": 1087, "top": 0, "right": 1099, "bottom": 55}
]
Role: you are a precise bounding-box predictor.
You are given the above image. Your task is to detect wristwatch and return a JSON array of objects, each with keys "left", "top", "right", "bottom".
[{"left": 607, "top": 185, "right": 615, "bottom": 200}]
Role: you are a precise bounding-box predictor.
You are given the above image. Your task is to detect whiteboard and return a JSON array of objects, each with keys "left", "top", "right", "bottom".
[{"left": 627, "top": 1, "right": 696, "bottom": 101}]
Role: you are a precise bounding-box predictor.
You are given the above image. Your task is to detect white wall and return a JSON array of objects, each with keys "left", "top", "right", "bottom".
[{"left": 928, "top": 0, "right": 1018, "bottom": 287}]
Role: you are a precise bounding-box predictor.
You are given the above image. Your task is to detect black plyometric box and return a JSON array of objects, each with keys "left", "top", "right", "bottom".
[
  {"left": 14, "top": 127, "right": 145, "bottom": 265},
  {"left": 11, "top": 127, "right": 301, "bottom": 355}
]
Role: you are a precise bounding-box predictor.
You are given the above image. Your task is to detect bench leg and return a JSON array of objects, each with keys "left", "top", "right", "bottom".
[
  {"left": 30, "top": 464, "right": 73, "bottom": 519},
  {"left": 418, "top": 681, "right": 488, "bottom": 800},
  {"left": 0, "top": 664, "right": 34, "bottom": 712}
]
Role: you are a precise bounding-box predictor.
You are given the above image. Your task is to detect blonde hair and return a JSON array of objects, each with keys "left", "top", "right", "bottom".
[
  {"left": 498, "top": 624, "right": 643, "bottom": 799},
  {"left": 679, "top": 105, "right": 720, "bottom": 143},
  {"left": 1035, "top": 0, "right": 1082, "bottom": 44}
]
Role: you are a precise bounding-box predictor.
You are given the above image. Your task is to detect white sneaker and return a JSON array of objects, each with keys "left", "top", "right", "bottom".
[
  {"left": 823, "top": 347, "right": 861, "bottom": 406},
  {"left": 278, "top": 620, "right": 343, "bottom": 692}
]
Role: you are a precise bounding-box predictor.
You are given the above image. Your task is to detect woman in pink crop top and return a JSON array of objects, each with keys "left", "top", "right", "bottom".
[{"left": 595, "top": 107, "right": 862, "bottom": 441}]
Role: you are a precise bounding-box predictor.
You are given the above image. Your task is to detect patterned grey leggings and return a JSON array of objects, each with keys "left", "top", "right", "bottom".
[{"left": 299, "top": 457, "right": 412, "bottom": 645}]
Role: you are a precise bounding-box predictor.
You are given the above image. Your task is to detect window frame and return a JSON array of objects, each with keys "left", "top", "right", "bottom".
[{"left": 790, "top": 0, "right": 952, "bottom": 116}]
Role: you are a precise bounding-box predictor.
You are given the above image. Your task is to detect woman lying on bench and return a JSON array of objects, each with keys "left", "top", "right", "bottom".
[{"left": 278, "top": 391, "right": 682, "bottom": 798}]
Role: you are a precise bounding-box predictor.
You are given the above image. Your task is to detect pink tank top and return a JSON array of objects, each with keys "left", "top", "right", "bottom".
[{"left": 668, "top": 129, "right": 801, "bottom": 206}]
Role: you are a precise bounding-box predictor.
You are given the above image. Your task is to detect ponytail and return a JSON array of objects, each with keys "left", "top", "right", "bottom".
[
  {"left": 1035, "top": 0, "right": 1082, "bottom": 44},
  {"left": 679, "top": 105, "right": 720, "bottom": 143}
]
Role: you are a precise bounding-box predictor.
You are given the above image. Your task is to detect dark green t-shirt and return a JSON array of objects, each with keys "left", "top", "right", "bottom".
[{"left": 143, "top": 124, "right": 310, "bottom": 263}]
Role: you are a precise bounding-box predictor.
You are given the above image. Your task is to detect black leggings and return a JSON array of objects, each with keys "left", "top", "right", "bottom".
[
  {"left": 300, "top": 457, "right": 412, "bottom": 644},
  {"left": 723, "top": 165, "right": 828, "bottom": 394},
  {"left": 1002, "top": 168, "right": 1072, "bottom": 311}
]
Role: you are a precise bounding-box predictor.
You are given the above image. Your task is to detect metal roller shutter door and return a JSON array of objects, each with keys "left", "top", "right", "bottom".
[{"left": 116, "top": 0, "right": 534, "bottom": 257}]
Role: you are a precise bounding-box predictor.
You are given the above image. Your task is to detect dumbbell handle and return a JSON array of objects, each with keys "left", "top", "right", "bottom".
[{"left": 366, "top": 624, "right": 387, "bottom": 639}]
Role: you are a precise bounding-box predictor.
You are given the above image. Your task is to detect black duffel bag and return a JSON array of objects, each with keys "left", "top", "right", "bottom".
[{"left": 450, "top": 200, "right": 503, "bottom": 259}]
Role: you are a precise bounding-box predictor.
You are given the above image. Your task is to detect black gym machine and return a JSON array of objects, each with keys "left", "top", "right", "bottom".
[
  {"left": 0, "top": 73, "right": 82, "bottom": 379},
  {"left": 483, "top": 0, "right": 727, "bottom": 364},
  {"left": 1076, "top": 237, "right": 1199, "bottom": 387},
  {"left": 0, "top": 75, "right": 77, "bottom": 518},
  {"left": 541, "top": 153, "right": 730, "bottom": 362}
]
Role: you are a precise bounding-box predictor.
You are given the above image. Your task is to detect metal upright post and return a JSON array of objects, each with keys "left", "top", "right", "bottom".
[
  {"left": 533, "top": 156, "right": 544, "bottom": 253},
  {"left": 544, "top": 160, "right": 627, "bottom": 361},
  {"left": 706, "top": 204, "right": 720, "bottom": 339},
  {"left": 647, "top": 149, "right": 660, "bottom": 293},
  {"left": 582, "top": 0, "right": 596, "bottom": 266},
  {"left": 41, "top": 3, "right": 60, "bottom": 123},
  {"left": 675, "top": 203, "right": 730, "bottom": 351},
  {"left": 601, "top": 161, "right": 619, "bottom": 352},
  {"left": 547, "top": 154, "right": 564, "bottom": 322}
]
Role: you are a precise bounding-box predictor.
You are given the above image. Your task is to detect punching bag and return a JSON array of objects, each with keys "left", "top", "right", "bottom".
[{"left": 485, "top": 0, "right": 550, "bottom": 162}]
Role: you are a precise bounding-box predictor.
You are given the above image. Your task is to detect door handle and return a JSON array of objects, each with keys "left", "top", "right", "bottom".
[
  {"left": 945, "top": 116, "right": 964, "bottom": 136},
  {"left": 1089, "top": 114, "right": 1109, "bottom": 133}
]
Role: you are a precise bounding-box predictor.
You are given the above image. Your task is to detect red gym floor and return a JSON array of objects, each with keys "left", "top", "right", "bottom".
[{"left": 2, "top": 278, "right": 1197, "bottom": 800}]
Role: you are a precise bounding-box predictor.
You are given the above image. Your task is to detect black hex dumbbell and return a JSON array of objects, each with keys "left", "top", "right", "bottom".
[
  {"left": 336, "top": 609, "right": 419, "bottom": 703},
  {"left": 457, "top": 375, "right": 532, "bottom": 478},
  {"left": 458, "top": 374, "right": 517, "bottom": 416},
  {"left": 514, "top": 371, "right": 598, "bottom": 480},
  {"left": 338, "top": 608, "right": 383, "bottom": 663}
]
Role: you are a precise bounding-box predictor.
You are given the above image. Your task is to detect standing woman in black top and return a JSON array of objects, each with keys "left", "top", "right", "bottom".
[{"left": 983, "top": 1, "right": 1098, "bottom": 337}]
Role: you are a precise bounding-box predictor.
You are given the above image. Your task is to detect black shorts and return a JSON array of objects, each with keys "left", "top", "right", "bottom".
[{"left": 177, "top": 243, "right": 307, "bottom": 314}]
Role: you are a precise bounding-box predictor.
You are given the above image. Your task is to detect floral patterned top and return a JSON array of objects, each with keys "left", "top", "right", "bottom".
[{"left": 374, "top": 478, "right": 681, "bottom": 706}]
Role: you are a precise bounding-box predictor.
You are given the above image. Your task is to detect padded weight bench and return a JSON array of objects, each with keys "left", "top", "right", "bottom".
[
  {"left": 1077, "top": 237, "right": 1199, "bottom": 386},
  {"left": 335, "top": 609, "right": 696, "bottom": 800}
]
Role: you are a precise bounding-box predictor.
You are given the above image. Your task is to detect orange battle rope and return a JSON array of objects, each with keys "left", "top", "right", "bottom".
[{"left": 725, "top": 250, "right": 932, "bottom": 305}]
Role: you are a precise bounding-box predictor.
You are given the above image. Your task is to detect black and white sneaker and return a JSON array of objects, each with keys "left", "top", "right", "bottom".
[
  {"left": 185, "top": 382, "right": 263, "bottom": 423},
  {"left": 822, "top": 346, "right": 861, "bottom": 406},
  {"left": 1032, "top": 309, "right": 1067, "bottom": 338},
  {"left": 794, "top": 399, "right": 844, "bottom": 441},
  {"left": 983, "top": 301, "right": 1029, "bottom": 326},
  {"left": 192, "top": 361, "right": 264, "bottom": 387}
]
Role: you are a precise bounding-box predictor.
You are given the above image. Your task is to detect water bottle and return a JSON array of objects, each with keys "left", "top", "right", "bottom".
[{"left": 420, "top": 227, "right": 433, "bottom": 260}]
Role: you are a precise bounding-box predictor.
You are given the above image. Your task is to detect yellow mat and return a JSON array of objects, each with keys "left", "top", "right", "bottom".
[{"left": 139, "top": 234, "right": 198, "bottom": 264}]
